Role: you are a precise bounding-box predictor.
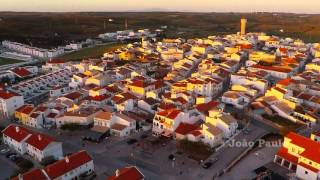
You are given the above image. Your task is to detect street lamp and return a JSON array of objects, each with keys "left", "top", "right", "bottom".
[{"left": 172, "top": 158, "right": 176, "bottom": 168}]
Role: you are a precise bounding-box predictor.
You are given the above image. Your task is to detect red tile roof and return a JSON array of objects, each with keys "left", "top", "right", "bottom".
[
  {"left": 273, "top": 87, "right": 287, "bottom": 94},
  {"left": 157, "top": 109, "right": 181, "bottom": 120},
  {"left": 190, "top": 130, "right": 202, "bottom": 137},
  {"left": 0, "top": 90, "right": 20, "bottom": 99},
  {"left": 129, "top": 80, "right": 152, "bottom": 88},
  {"left": 107, "top": 166, "right": 144, "bottom": 180},
  {"left": 48, "top": 59, "right": 65, "bottom": 64},
  {"left": 64, "top": 92, "right": 82, "bottom": 101},
  {"left": 15, "top": 104, "right": 34, "bottom": 114},
  {"left": 47, "top": 113, "right": 58, "bottom": 118},
  {"left": 2, "top": 124, "right": 30, "bottom": 142},
  {"left": 158, "top": 102, "right": 176, "bottom": 111},
  {"left": 25, "top": 133, "right": 55, "bottom": 151},
  {"left": 90, "top": 94, "right": 110, "bottom": 102},
  {"left": 30, "top": 112, "right": 40, "bottom": 118},
  {"left": 176, "top": 97, "right": 188, "bottom": 105},
  {"left": 35, "top": 106, "right": 48, "bottom": 112},
  {"left": 11, "top": 67, "right": 32, "bottom": 78},
  {"left": 286, "top": 132, "right": 320, "bottom": 164},
  {"left": 277, "top": 78, "right": 294, "bottom": 86},
  {"left": 196, "top": 101, "right": 219, "bottom": 115},
  {"left": 44, "top": 150, "right": 92, "bottom": 179},
  {"left": 11, "top": 168, "right": 47, "bottom": 180},
  {"left": 276, "top": 147, "right": 298, "bottom": 164},
  {"left": 175, "top": 123, "right": 200, "bottom": 135},
  {"left": 251, "top": 65, "right": 291, "bottom": 73}
]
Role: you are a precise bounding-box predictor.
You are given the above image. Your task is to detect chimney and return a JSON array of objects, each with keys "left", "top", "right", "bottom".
[
  {"left": 15, "top": 126, "right": 20, "bottom": 133},
  {"left": 38, "top": 135, "right": 42, "bottom": 141},
  {"left": 65, "top": 156, "right": 69, "bottom": 163},
  {"left": 115, "top": 169, "right": 120, "bottom": 177}
]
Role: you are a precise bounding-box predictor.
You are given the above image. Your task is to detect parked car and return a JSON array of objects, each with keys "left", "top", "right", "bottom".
[
  {"left": 201, "top": 158, "right": 218, "bottom": 169},
  {"left": 6, "top": 152, "right": 17, "bottom": 158},
  {"left": 0, "top": 148, "right": 10, "bottom": 154},
  {"left": 10, "top": 155, "right": 23, "bottom": 162}
]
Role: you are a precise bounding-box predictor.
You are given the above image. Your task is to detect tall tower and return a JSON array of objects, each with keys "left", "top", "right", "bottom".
[{"left": 240, "top": 18, "right": 247, "bottom": 35}]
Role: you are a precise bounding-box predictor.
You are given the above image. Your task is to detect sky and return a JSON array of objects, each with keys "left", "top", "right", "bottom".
[{"left": 0, "top": 0, "right": 319, "bottom": 13}]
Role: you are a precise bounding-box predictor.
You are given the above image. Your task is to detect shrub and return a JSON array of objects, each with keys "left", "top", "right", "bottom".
[{"left": 17, "top": 159, "right": 34, "bottom": 171}]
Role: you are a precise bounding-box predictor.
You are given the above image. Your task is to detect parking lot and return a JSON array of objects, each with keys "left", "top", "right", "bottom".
[
  {"left": 0, "top": 121, "right": 269, "bottom": 180},
  {"left": 37, "top": 127, "right": 220, "bottom": 180},
  {"left": 0, "top": 144, "right": 22, "bottom": 179}
]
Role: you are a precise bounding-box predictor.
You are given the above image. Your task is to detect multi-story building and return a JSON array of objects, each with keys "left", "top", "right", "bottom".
[
  {"left": 274, "top": 132, "right": 320, "bottom": 180},
  {"left": 0, "top": 90, "right": 24, "bottom": 118},
  {"left": 2, "top": 124, "right": 63, "bottom": 161}
]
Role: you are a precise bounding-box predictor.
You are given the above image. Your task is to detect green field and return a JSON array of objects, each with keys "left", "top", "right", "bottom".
[
  {"left": 1, "top": 12, "right": 320, "bottom": 48},
  {"left": 59, "top": 43, "right": 124, "bottom": 61},
  {"left": 0, "top": 57, "right": 24, "bottom": 66}
]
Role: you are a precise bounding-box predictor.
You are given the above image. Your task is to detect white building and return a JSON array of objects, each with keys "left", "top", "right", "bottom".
[
  {"left": 0, "top": 90, "right": 24, "bottom": 118},
  {"left": 43, "top": 150, "right": 94, "bottom": 180},
  {"left": 2, "top": 124, "right": 63, "bottom": 161}
]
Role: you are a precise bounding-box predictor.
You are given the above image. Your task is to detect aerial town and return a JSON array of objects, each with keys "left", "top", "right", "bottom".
[{"left": 1, "top": 17, "right": 320, "bottom": 180}]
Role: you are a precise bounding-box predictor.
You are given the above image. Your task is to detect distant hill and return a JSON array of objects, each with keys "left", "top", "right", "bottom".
[{"left": 0, "top": 12, "right": 319, "bottom": 48}]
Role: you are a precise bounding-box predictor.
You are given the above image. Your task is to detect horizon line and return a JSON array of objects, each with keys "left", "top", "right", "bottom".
[{"left": 0, "top": 10, "right": 319, "bottom": 15}]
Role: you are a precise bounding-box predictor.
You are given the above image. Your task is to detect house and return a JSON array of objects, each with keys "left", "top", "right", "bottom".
[
  {"left": 64, "top": 91, "right": 85, "bottom": 104},
  {"left": 25, "top": 133, "right": 63, "bottom": 161},
  {"left": 50, "top": 85, "right": 70, "bottom": 98},
  {"left": 152, "top": 108, "right": 187, "bottom": 137},
  {"left": 174, "top": 122, "right": 202, "bottom": 142},
  {"left": 10, "top": 67, "right": 34, "bottom": 79},
  {"left": 94, "top": 111, "right": 113, "bottom": 128},
  {"left": 11, "top": 168, "right": 47, "bottom": 180},
  {"left": 111, "top": 92, "right": 137, "bottom": 112},
  {"left": 111, "top": 113, "right": 136, "bottom": 137},
  {"left": 14, "top": 104, "right": 36, "bottom": 126},
  {"left": 0, "top": 90, "right": 24, "bottom": 118},
  {"left": 42, "top": 59, "right": 67, "bottom": 71},
  {"left": 201, "top": 123, "right": 224, "bottom": 147},
  {"left": 205, "top": 109, "right": 238, "bottom": 138},
  {"left": 127, "top": 79, "right": 155, "bottom": 97},
  {"left": 274, "top": 132, "right": 320, "bottom": 180},
  {"left": 2, "top": 124, "right": 63, "bottom": 162},
  {"left": 107, "top": 166, "right": 144, "bottom": 180},
  {"left": 222, "top": 91, "right": 249, "bottom": 109},
  {"left": 43, "top": 150, "right": 94, "bottom": 180},
  {"left": 137, "top": 97, "right": 159, "bottom": 114},
  {"left": 55, "top": 107, "right": 101, "bottom": 128},
  {"left": 248, "top": 65, "right": 294, "bottom": 79},
  {"left": 2, "top": 125, "right": 30, "bottom": 154}
]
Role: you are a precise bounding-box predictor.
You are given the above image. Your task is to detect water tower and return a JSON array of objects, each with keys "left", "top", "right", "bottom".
[{"left": 240, "top": 18, "right": 247, "bottom": 35}]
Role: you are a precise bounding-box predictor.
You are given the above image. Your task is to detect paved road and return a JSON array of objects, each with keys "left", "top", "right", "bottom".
[
  {"left": 188, "top": 123, "right": 268, "bottom": 180},
  {"left": 221, "top": 146, "right": 279, "bottom": 180},
  {"left": 0, "top": 120, "right": 269, "bottom": 180}
]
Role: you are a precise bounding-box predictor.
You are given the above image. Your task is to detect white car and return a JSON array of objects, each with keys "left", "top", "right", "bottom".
[{"left": 0, "top": 148, "right": 10, "bottom": 154}]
